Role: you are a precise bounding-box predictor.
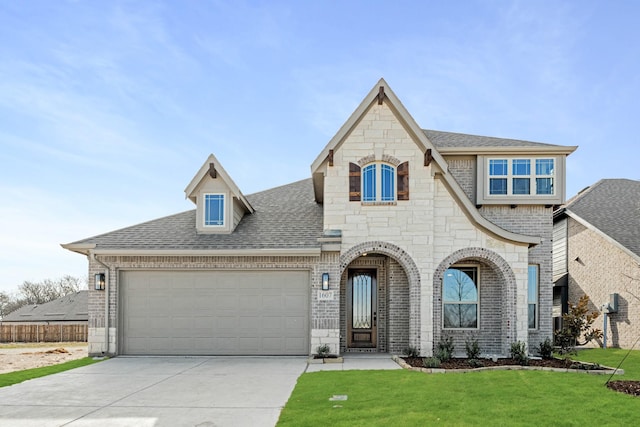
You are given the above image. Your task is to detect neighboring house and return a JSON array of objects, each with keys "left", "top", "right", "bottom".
[
  {"left": 0, "top": 291, "right": 88, "bottom": 342},
  {"left": 553, "top": 179, "right": 640, "bottom": 348},
  {"left": 62, "top": 79, "right": 576, "bottom": 357}
]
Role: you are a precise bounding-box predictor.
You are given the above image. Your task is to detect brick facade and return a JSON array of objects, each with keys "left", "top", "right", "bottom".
[{"left": 567, "top": 219, "right": 640, "bottom": 349}]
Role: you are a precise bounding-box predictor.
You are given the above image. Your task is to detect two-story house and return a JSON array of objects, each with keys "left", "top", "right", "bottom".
[{"left": 63, "top": 79, "right": 576, "bottom": 358}]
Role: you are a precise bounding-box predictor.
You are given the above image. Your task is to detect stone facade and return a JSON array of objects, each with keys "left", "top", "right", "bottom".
[
  {"left": 318, "top": 102, "right": 533, "bottom": 356},
  {"left": 567, "top": 219, "right": 640, "bottom": 349}
]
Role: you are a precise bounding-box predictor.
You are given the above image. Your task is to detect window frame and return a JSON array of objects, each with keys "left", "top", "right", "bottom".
[
  {"left": 203, "top": 193, "right": 226, "bottom": 227},
  {"left": 361, "top": 162, "right": 396, "bottom": 203},
  {"left": 442, "top": 265, "right": 480, "bottom": 330},
  {"left": 478, "top": 155, "right": 564, "bottom": 205},
  {"left": 528, "top": 264, "right": 539, "bottom": 330}
]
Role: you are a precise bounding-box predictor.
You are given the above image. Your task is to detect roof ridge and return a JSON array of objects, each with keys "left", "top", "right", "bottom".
[{"left": 564, "top": 179, "right": 606, "bottom": 209}]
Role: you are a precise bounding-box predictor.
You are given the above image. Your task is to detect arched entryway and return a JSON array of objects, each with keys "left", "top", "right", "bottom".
[
  {"left": 433, "top": 247, "right": 518, "bottom": 356},
  {"left": 340, "top": 242, "right": 420, "bottom": 353}
]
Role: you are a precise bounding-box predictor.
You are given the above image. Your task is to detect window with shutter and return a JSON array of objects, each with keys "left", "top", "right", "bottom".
[
  {"left": 349, "top": 163, "right": 361, "bottom": 201},
  {"left": 397, "top": 161, "right": 409, "bottom": 200}
]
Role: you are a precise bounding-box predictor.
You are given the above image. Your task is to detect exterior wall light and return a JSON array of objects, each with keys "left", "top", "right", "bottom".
[
  {"left": 322, "top": 273, "right": 330, "bottom": 291},
  {"left": 95, "top": 273, "right": 106, "bottom": 291}
]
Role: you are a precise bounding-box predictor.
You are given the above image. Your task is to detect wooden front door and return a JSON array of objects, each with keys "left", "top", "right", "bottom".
[{"left": 347, "top": 269, "right": 377, "bottom": 348}]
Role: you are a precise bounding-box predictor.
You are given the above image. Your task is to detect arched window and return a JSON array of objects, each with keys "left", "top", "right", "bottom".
[
  {"left": 443, "top": 267, "right": 478, "bottom": 329},
  {"left": 349, "top": 161, "right": 408, "bottom": 202},
  {"left": 381, "top": 164, "right": 395, "bottom": 201},
  {"left": 362, "top": 164, "right": 377, "bottom": 202}
]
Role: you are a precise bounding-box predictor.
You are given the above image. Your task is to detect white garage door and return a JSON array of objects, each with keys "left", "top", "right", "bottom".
[{"left": 120, "top": 270, "right": 309, "bottom": 355}]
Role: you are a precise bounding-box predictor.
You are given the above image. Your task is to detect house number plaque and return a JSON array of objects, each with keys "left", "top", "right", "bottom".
[{"left": 317, "top": 290, "right": 335, "bottom": 301}]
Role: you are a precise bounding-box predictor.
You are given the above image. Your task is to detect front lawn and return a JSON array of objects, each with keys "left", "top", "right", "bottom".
[{"left": 278, "top": 350, "right": 640, "bottom": 426}]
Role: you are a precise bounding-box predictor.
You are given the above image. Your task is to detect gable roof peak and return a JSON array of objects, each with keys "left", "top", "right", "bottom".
[{"left": 184, "top": 153, "right": 254, "bottom": 213}]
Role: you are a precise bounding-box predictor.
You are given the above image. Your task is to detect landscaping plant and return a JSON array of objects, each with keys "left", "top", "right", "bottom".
[
  {"left": 555, "top": 295, "right": 603, "bottom": 354},
  {"left": 510, "top": 341, "right": 529, "bottom": 366},
  {"left": 435, "top": 335, "right": 454, "bottom": 362}
]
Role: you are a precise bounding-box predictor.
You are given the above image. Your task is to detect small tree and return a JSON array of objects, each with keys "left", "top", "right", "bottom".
[{"left": 555, "top": 295, "right": 603, "bottom": 354}]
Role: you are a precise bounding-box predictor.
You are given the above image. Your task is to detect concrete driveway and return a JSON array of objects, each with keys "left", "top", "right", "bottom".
[{"left": 0, "top": 356, "right": 308, "bottom": 427}]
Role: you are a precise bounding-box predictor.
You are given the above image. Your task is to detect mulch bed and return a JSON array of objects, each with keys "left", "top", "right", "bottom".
[
  {"left": 402, "top": 357, "right": 605, "bottom": 370},
  {"left": 607, "top": 381, "right": 640, "bottom": 397},
  {"left": 402, "top": 357, "right": 640, "bottom": 398}
]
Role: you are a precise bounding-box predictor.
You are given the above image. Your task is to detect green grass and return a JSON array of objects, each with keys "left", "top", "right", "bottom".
[
  {"left": 0, "top": 357, "right": 101, "bottom": 388},
  {"left": 278, "top": 350, "right": 640, "bottom": 426}
]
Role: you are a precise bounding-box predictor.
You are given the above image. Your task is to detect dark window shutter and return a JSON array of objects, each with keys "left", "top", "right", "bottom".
[
  {"left": 349, "top": 162, "right": 361, "bottom": 201},
  {"left": 397, "top": 161, "right": 409, "bottom": 200}
]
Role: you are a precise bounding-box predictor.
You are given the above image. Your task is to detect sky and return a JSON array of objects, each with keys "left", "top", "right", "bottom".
[{"left": 1, "top": 0, "right": 639, "bottom": 294}]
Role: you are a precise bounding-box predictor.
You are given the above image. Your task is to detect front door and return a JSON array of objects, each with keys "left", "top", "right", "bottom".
[{"left": 347, "top": 269, "right": 377, "bottom": 348}]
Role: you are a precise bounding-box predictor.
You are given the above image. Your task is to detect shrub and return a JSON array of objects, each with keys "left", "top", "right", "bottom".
[
  {"left": 465, "top": 336, "right": 481, "bottom": 359},
  {"left": 316, "top": 344, "right": 331, "bottom": 358},
  {"left": 538, "top": 337, "right": 554, "bottom": 359},
  {"left": 467, "top": 358, "right": 484, "bottom": 368},
  {"left": 510, "top": 341, "right": 529, "bottom": 366},
  {"left": 423, "top": 357, "right": 441, "bottom": 368},
  {"left": 404, "top": 346, "right": 420, "bottom": 358},
  {"left": 554, "top": 295, "right": 603, "bottom": 354},
  {"left": 436, "top": 335, "right": 454, "bottom": 362}
]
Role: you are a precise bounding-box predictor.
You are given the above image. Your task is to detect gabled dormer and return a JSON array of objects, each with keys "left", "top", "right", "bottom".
[{"left": 184, "top": 154, "right": 254, "bottom": 234}]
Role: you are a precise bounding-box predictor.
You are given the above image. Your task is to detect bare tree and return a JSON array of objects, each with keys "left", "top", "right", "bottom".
[{"left": 1, "top": 276, "right": 87, "bottom": 317}]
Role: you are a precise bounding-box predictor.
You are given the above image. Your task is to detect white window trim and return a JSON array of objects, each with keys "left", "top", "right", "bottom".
[
  {"left": 203, "top": 193, "right": 226, "bottom": 227},
  {"left": 362, "top": 162, "right": 396, "bottom": 203},
  {"left": 442, "top": 265, "right": 480, "bottom": 330}
]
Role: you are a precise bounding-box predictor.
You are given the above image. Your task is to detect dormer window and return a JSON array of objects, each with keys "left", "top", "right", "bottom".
[
  {"left": 204, "top": 194, "right": 225, "bottom": 226},
  {"left": 350, "top": 161, "right": 409, "bottom": 203}
]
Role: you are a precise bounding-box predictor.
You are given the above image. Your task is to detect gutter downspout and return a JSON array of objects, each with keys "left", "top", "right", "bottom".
[{"left": 91, "top": 253, "right": 110, "bottom": 355}]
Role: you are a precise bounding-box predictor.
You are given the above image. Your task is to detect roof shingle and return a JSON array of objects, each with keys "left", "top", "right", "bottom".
[
  {"left": 68, "top": 179, "right": 323, "bottom": 251},
  {"left": 565, "top": 179, "right": 640, "bottom": 258}
]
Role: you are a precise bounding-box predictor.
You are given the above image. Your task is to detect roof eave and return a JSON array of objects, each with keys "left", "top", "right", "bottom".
[
  {"left": 438, "top": 146, "right": 578, "bottom": 155},
  {"left": 564, "top": 210, "right": 640, "bottom": 264},
  {"left": 60, "top": 243, "right": 96, "bottom": 255},
  {"left": 85, "top": 248, "right": 322, "bottom": 257},
  {"left": 436, "top": 173, "right": 541, "bottom": 246}
]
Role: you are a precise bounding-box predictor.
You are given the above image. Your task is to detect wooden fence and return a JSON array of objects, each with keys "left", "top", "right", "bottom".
[{"left": 0, "top": 324, "right": 88, "bottom": 343}]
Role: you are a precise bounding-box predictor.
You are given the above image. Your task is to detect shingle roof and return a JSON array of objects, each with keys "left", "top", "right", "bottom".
[
  {"left": 424, "top": 129, "right": 560, "bottom": 148},
  {"left": 1, "top": 291, "right": 88, "bottom": 323},
  {"left": 565, "top": 179, "right": 640, "bottom": 258},
  {"left": 67, "top": 178, "right": 323, "bottom": 251}
]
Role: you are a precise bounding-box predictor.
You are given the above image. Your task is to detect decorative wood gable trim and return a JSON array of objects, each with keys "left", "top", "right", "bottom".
[{"left": 377, "top": 86, "right": 385, "bottom": 105}]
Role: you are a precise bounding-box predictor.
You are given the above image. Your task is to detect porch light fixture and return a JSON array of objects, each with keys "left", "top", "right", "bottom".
[
  {"left": 322, "top": 273, "right": 330, "bottom": 291},
  {"left": 94, "top": 273, "right": 106, "bottom": 291}
]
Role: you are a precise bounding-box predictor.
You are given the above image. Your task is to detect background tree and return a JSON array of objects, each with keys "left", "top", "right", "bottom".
[{"left": 0, "top": 275, "right": 86, "bottom": 317}]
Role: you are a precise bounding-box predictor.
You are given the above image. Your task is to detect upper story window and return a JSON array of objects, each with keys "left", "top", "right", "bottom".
[
  {"left": 488, "top": 158, "right": 555, "bottom": 196},
  {"left": 204, "top": 194, "right": 225, "bottom": 226},
  {"left": 350, "top": 161, "right": 409, "bottom": 202}
]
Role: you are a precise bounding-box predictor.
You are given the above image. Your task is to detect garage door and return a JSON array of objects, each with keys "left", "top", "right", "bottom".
[{"left": 120, "top": 270, "right": 309, "bottom": 355}]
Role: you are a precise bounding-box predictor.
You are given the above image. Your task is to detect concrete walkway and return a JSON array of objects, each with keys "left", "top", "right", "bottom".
[
  {"left": 306, "top": 353, "right": 402, "bottom": 372},
  {"left": 0, "top": 354, "right": 401, "bottom": 427}
]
